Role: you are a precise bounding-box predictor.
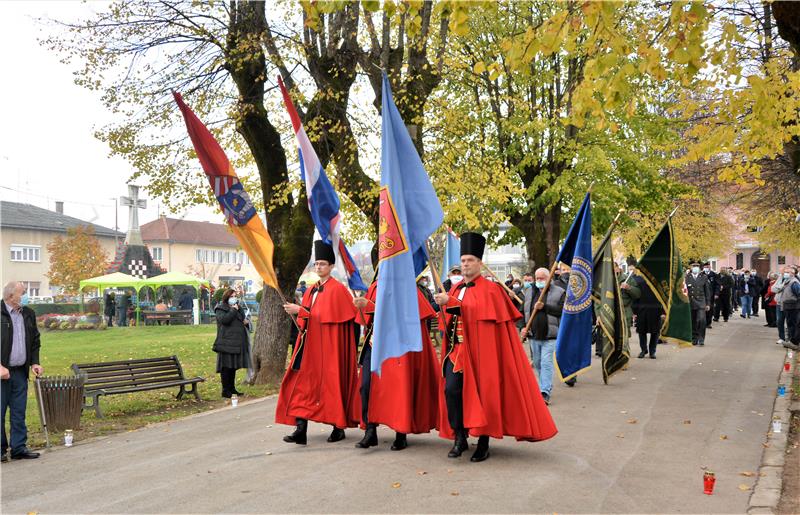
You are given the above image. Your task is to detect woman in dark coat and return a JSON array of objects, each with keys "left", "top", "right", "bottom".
[
  {"left": 104, "top": 293, "right": 116, "bottom": 327},
  {"left": 213, "top": 288, "right": 250, "bottom": 398},
  {"left": 632, "top": 275, "right": 665, "bottom": 359}
]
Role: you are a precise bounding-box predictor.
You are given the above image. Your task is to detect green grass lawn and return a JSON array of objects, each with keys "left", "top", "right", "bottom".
[{"left": 19, "top": 325, "right": 278, "bottom": 449}]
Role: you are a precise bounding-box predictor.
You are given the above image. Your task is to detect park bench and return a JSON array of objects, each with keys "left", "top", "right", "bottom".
[
  {"left": 71, "top": 356, "right": 204, "bottom": 418},
  {"left": 141, "top": 310, "right": 193, "bottom": 325}
]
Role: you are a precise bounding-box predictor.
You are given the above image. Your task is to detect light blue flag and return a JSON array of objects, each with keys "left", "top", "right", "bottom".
[
  {"left": 554, "top": 192, "right": 594, "bottom": 381},
  {"left": 439, "top": 228, "right": 461, "bottom": 285},
  {"left": 372, "top": 73, "right": 444, "bottom": 375}
]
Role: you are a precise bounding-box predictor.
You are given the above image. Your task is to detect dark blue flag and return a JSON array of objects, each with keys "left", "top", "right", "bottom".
[{"left": 555, "top": 192, "right": 593, "bottom": 381}]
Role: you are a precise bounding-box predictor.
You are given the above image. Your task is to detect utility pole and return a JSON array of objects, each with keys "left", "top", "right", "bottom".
[{"left": 110, "top": 197, "right": 119, "bottom": 248}]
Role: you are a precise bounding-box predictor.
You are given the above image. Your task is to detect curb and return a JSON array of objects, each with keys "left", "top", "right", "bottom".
[{"left": 747, "top": 348, "right": 796, "bottom": 514}]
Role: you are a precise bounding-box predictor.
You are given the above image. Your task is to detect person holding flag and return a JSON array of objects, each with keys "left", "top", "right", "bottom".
[
  {"left": 276, "top": 240, "right": 361, "bottom": 445},
  {"left": 352, "top": 72, "right": 444, "bottom": 450},
  {"left": 434, "top": 232, "right": 557, "bottom": 462}
]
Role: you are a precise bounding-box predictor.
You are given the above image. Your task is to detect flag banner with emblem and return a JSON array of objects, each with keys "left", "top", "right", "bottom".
[
  {"left": 555, "top": 192, "right": 594, "bottom": 381},
  {"left": 592, "top": 227, "right": 629, "bottom": 384},
  {"left": 634, "top": 218, "right": 692, "bottom": 346},
  {"left": 173, "top": 92, "right": 278, "bottom": 290},
  {"left": 439, "top": 227, "right": 460, "bottom": 285},
  {"left": 372, "top": 73, "right": 444, "bottom": 374},
  {"left": 278, "top": 77, "right": 367, "bottom": 292}
]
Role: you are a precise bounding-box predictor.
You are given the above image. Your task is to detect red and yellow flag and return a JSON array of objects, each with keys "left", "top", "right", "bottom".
[{"left": 173, "top": 92, "right": 278, "bottom": 290}]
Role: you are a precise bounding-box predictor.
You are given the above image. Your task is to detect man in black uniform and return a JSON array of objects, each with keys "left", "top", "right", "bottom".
[
  {"left": 703, "top": 262, "right": 718, "bottom": 329},
  {"left": 685, "top": 261, "right": 712, "bottom": 346},
  {"left": 714, "top": 268, "right": 734, "bottom": 322}
]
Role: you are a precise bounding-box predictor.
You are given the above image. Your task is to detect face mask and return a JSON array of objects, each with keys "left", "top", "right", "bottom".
[
  {"left": 20, "top": 294, "right": 29, "bottom": 306},
  {"left": 450, "top": 275, "right": 463, "bottom": 283},
  {"left": 783, "top": 273, "right": 790, "bottom": 279},
  {"left": 228, "top": 297, "right": 238, "bottom": 306},
  {"left": 535, "top": 280, "right": 546, "bottom": 289},
  {"left": 691, "top": 266, "right": 700, "bottom": 274},
  {"left": 703, "top": 268, "right": 710, "bottom": 274},
  {"left": 744, "top": 274, "right": 750, "bottom": 279},
  {"left": 523, "top": 281, "right": 532, "bottom": 289}
]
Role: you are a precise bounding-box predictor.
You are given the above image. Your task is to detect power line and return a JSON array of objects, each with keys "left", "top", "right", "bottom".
[{"left": 0, "top": 185, "right": 116, "bottom": 208}]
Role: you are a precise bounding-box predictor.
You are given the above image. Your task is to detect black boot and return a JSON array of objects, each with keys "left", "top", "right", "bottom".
[
  {"left": 220, "top": 369, "right": 232, "bottom": 398},
  {"left": 447, "top": 429, "right": 469, "bottom": 458},
  {"left": 327, "top": 427, "right": 346, "bottom": 442},
  {"left": 355, "top": 424, "right": 378, "bottom": 449},
  {"left": 283, "top": 418, "right": 307, "bottom": 445},
  {"left": 391, "top": 432, "right": 408, "bottom": 451},
  {"left": 470, "top": 435, "right": 490, "bottom": 462}
]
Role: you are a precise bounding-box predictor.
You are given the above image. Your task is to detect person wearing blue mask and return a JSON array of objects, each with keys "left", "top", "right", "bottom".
[
  {"left": 685, "top": 261, "right": 711, "bottom": 346},
  {"left": 212, "top": 288, "right": 249, "bottom": 398},
  {"left": 737, "top": 269, "right": 757, "bottom": 319}
]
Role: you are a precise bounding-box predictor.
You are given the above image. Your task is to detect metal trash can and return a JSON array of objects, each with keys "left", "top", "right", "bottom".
[{"left": 34, "top": 375, "right": 86, "bottom": 439}]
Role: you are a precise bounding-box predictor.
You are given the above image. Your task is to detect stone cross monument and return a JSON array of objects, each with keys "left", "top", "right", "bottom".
[{"left": 120, "top": 184, "right": 147, "bottom": 246}]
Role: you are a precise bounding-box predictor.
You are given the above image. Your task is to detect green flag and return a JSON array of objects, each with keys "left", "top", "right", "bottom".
[
  {"left": 592, "top": 229, "right": 629, "bottom": 384},
  {"left": 634, "top": 218, "right": 692, "bottom": 347}
]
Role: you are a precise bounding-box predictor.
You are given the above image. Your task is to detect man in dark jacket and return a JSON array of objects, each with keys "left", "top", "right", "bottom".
[
  {"left": 702, "top": 262, "right": 718, "bottom": 329},
  {"left": 752, "top": 273, "right": 764, "bottom": 318},
  {"left": 714, "top": 269, "right": 734, "bottom": 322},
  {"left": 1, "top": 282, "right": 43, "bottom": 461},
  {"left": 178, "top": 289, "right": 194, "bottom": 311},
  {"left": 685, "top": 262, "right": 712, "bottom": 346},
  {"left": 520, "top": 267, "right": 566, "bottom": 405},
  {"left": 737, "top": 270, "right": 757, "bottom": 318}
]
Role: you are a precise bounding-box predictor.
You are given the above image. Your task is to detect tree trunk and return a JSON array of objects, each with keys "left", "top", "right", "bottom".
[
  {"left": 519, "top": 202, "right": 561, "bottom": 270},
  {"left": 225, "top": 0, "right": 313, "bottom": 384}
]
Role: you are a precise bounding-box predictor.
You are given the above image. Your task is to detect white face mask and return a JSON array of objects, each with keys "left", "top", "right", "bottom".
[
  {"left": 228, "top": 297, "right": 238, "bottom": 306},
  {"left": 450, "top": 275, "right": 463, "bottom": 284},
  {"left": 691, "top": 266, "right": 700, "bottom": 274}
]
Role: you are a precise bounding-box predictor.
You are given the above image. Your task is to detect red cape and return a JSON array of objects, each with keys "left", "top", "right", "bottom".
[
  {"left": 275, "top": 278, "right": 361, "bottom": 429},
  {"left": 438, "top": 275, "right": 558, "bottom": 442},
  {"left": 358, "top": 282, "right": 440, "bottom": 434}
]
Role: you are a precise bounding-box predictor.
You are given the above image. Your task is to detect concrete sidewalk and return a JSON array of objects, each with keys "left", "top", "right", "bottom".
[{"left": 1, "top": 317, "right": 788, "bottom": 513}]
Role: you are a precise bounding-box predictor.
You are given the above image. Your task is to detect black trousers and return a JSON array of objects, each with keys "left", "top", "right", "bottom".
[
  {"left": 706, "top": 298, "right": 715, "bottom": 326},
  {"left": 639, "top": 331, "right": 658, "bottom": 356},
  {"left": 785, "top": 308, "right": 799, "bottom": 344},
  {"left": 360, "top": 345, "right": 372, "bottom": 425},
  {"left": 752, "top": 294, "right": 760, "bottom": 315},
  {"left": 691, "top": 307, "right": 707, "bottom": 344},
  {"left": 444, "top": 358, "right": 464, "bottom": 432},
  {"left": 219, "top": 367, "right": 236, "bottom": 394},
  {"left": 714, "top": 294, "right": 731, "bottom": 321},
  {"left": 765, "top": 305, "right": 776, "bottom": 327}
]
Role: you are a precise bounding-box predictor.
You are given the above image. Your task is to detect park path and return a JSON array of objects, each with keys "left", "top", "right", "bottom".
[{"left": 1, "top": 316, "right": 788, "bottom": 514}]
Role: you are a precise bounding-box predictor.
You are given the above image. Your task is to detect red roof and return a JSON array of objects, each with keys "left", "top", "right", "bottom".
[{"left": 141, "top": 216, "right": 239, "bottom": 247}]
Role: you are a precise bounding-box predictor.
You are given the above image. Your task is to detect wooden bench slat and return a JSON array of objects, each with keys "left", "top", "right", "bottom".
[
  {"left": 74, "top": 360, "right": 177, "bottom": 373},
  {"left": 84, "top": 372, "right": 185, "bottom": 390},
  {"left": 72, "top": 356, "right": 179, "bottom": 368},
  {"left": 80, "top": 363, "right": 180, "bottom": 379},
  {"left": 100, "top": 378, "right": 203, "bottom": 395}
]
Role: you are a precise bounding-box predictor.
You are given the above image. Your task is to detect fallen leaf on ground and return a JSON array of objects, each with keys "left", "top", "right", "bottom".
[
  {"left": 739, "top": 471, "right": 754, "bottom": 477},
  {"left": 683, "top": 420, "right": 691, "bottom": 424},
  {"left": 266, "top": 425, "right": 272, "bottom": 428},
  {"left": 720, "top": 435, "right": 728, "bottom": 440},
  {"left": 616, "top": 433, "right": 625, "bottom": 438},
  {"left": 451, "top": 492, "right": 460, "bottom": 496},
  {"left": 627, "top": 418, "right": 638, "bottom": 424},
  {"left": 620, "top": 410, "right": 628, "bottom": 414},
  {"left": 447, "top": 469, "right": 454, "bottom": 474},
  {"left": 265, "top": 451, "right": 272, "bottom": 456},
  {"left": 417, "top": 470, "right": 427, "bottom": 475},
  {"left": 763, "top": 443, "right": 771, "bottom": 448},
  {"left": 392, "top": 482, "right": 401, "bottom": 489},
  {"left": 738, "top": 484, "right": 751, "bottom": 491}
]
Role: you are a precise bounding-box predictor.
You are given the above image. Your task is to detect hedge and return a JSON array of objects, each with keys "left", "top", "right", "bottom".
[{"left": 28, "top": 303, "right": 83, "bottom": 315}]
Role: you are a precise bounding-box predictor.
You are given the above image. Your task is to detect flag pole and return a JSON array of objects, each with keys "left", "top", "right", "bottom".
[
  {"left": 426, "top": 241, "right": 444, "bottom": 293},
  {"left": 481, "top": 264, "right": 523, "bottom": 304},
  {"left": 669, "top": 205, "right": 679, "bottom": 218}
]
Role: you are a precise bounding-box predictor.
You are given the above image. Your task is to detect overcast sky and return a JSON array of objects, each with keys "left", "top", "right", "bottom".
[{"left": 0, "top": 1, "right": 219, "bottom": 233}]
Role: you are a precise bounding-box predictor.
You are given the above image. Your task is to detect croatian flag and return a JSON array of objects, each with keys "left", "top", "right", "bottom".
[{"left": 278, "top": 77, "right": 367, "bottom": 291}]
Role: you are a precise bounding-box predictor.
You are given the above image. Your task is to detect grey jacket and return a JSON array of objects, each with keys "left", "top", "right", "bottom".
[{"left": 523, "top": 283, "right": 566, "bottom": 340}]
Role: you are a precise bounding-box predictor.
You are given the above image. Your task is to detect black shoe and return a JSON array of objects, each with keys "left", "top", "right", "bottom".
[
  {"left": 753, "top": 314, "right": 759, "bottom": 317},
  {"left": 470, "top": 436, "right": 490, "bottom": 462},
  {"left": 390, "top": 433, "right": 408, "bottom": 451},
  {"left": 541, "top": 392, "right": 550, "bottom": 405},
  {"left": 447, "top": 430, "right": 469, "bottom": 458},
  {"left": 10, "top": 450, "right": 40, "bottom": 460},
  {"left": 221, "top": 390, "right": 232, "bottom": 398},
  {"left": 692, "top": 342, "right": 698, "bottom": 346},
  {"left": 649, "top": 355, "right": 656, "bottom": 359},
  {"left": 233, "top": 389, "right": 244, "bottom": 396},
  {"left": 283, "top": 419, "right": 308, "bottom": 445},
  {"left": 713, "top": 318, "right": 719, "bottom": 322},
  {"left": 699, "top": 341, "right": 704, "bottom": 346},
  {"left": 637, "top": 351, "right": 647, "bottom": 359},
  {"left": 327, "top": 427, "right": 346, "bottom": 443},
  {"left": 355, "top": 425, "right": 378, "bottom": 449},
  {"left": 740, "top": 314, "right": 746, "bottom": 318},
  {"left": 565, "top": 378, "right": 576, "bottom": 387},
  {"left": 724, "top": 319, "right": 728, "bottom": 322}
]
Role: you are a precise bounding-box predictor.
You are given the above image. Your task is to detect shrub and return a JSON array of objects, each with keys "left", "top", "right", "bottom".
[{"left": 256, "top": 289, "right": 263, "bottom": 304}]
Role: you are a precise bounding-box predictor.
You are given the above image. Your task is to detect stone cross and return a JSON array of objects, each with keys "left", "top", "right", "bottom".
[{"left": 120, "top": 184, "right": 147, "bottom": 246}]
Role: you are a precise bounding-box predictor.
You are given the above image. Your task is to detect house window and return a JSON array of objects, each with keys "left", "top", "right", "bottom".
[
  {"left": 778, "top": 256, "right": 786, "bottom": 265},
  {"left": 152, "top": 247, "right": 163, "bottom": 262},
  {"left": 203, "top": 250, "right": 210, "bottom": 263},
  {"left": 244, "top": 254, "right": 250, "bottom": 265},
  {"left": 224, "top": 251, "right": 230, "bottom": 264},
  {"left": 196, "top": 249, "right": 202, "bottom": 263},
  {"left": 217, "top": 250, "right": 223, "bottom": 264},
  {"left": 10, "top": 245, "right": 41, "bottom": 263},
  {"left": 736, "top": 253, "right": 744, "bottom": 269},
  {"left": 22, "top": 281, "right": 40, "bottom": 297}
]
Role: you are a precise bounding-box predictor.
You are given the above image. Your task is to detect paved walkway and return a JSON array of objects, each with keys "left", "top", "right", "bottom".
[{"left": 1, "top": 317, "right": 788, "bottom": 513}]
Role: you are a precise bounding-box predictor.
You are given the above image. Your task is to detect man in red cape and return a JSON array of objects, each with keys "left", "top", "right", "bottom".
[
  {"left": 352, "top": 252, "right": 440, "bottom": 450},
  {"left": 277, "top": 240, "right": 360, "bottom": 445},
  {"left": 434, "top": 232, "right": 557, "bottom": 462}
]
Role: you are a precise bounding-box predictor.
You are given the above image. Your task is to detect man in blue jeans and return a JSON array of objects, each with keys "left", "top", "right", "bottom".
[
  {"left": 1, "top": 281, "right": 43, "bottom": 462},
  {"left": 738, "top": 270, "right": 756, "bottom": 318},
  {"left": 520, "top": 268, "right": 565, "bottom": 405}
]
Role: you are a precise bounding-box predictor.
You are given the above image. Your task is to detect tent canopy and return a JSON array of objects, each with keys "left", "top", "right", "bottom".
[
  {"left": 79, "top": 272, "right": 145, "bottom": 294},
  {"left": 139, "top": 272, "right": 209, "bottom": 293}
]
